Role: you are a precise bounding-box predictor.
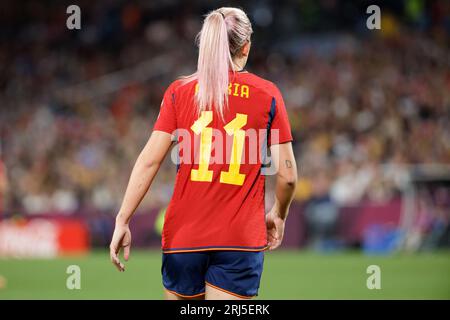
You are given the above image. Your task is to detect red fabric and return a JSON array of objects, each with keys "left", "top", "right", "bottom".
[
  {"left": 57, "top": 220, "right": 89, "bottom": 255},
  {"left": 153, "top": 72, "right": 293, "bottom": 252}
]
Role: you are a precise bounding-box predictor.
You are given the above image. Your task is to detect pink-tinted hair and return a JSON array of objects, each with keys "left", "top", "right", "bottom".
[{"left": 184, "top": 8, "right": 253, "bottom": 120}]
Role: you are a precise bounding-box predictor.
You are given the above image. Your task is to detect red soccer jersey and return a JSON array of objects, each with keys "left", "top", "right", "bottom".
[{"left": 153, "top": 71, "right": 293, "bottom": 253}]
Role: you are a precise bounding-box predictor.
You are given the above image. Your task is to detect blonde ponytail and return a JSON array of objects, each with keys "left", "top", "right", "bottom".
[
  {"left": 196, "top": 11, "right": 233, "bottom": 120},
  {"left": 186, "top": 8, "right": 252, "bottom": 121}
]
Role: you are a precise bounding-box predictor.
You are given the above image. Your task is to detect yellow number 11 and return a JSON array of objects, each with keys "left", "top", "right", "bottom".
[{"left": 190, "top": 111, "right": 247, "bottom": 186}]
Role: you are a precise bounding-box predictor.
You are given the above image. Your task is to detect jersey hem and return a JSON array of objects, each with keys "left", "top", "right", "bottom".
[{"left": 162, "top": 245, "right": 268, "bottom": 254}]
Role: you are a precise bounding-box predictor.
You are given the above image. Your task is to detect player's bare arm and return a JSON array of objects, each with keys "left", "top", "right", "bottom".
[
  {"left": 110, "top": 131, "right": 173, "bottom": 272},
  {"left": 266, "top": 142, "right": 297, "bottom": 250}
]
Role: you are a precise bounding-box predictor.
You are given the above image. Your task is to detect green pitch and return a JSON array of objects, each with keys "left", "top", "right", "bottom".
[{"left": 0, "top": 250, "right": 449, "bottom": 299}]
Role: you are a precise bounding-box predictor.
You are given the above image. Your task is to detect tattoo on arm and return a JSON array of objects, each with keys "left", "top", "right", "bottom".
[{"left": 285, "top": 160, "right": 292, "bottom": 168}]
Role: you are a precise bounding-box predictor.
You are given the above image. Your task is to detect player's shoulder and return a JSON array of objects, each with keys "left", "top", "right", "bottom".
[
  {"left": 239, "top": 71, "right": 282, "bottom": 98},
  {"left": 166, "top": 77, "right": 196, "bottom": 94}
]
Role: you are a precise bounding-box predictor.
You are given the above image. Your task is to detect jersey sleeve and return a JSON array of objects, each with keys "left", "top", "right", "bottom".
[
  {"left": 153, "top": 83, "right": 177, "bottom": 135},
  {"left": 268, "top": 85, "right": 293, "bottom": 146}
]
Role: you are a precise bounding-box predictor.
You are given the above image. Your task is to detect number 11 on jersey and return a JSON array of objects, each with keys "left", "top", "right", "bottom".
[{"left": 190, "top": 111, "right": 247, "bottom": 186}]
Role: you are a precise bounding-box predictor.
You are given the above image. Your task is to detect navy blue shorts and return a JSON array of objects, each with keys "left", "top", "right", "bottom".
[{"left": 162, "top": 251, "right": 264, "bottom": 299}]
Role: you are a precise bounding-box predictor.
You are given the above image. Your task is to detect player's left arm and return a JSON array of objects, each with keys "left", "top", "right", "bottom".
[
  {"left": 266, "top": 142, "right": 297, "bottom": 250},
  {"left": 110, "top": 130, "right": 172, "bottom": 271},
  {"left": 265, "top": 84, "right": 297, "bottom": 250}
]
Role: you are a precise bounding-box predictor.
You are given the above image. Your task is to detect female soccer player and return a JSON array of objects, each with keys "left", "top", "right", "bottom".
[{"left": 110, "top": 7, "right": 297, "bottom": 300}]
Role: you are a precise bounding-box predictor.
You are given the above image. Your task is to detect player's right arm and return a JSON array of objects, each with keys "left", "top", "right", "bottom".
[
  {"left": 110, "top": 131, "right": 173, "bottom": 271},
  {"left": 110, "top": 82, "right": 178, "bottom": 272}
]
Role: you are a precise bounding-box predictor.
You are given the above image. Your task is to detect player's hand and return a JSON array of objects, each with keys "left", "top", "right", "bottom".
[
  {"left": 265, "top": 206, "right": 286, "bottom": 250},
  {"left": 109, "top": 222, "right": 131, "bottom": 272}
]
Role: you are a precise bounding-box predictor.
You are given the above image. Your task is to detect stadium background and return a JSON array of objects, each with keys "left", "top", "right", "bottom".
[{"left": 0, "top": 0, "right": 449, "bottom": 299}]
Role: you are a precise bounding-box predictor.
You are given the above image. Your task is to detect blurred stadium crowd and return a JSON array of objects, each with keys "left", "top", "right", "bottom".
[{"left": 0, "top": 1, "right": 449, "bottom": 248}]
